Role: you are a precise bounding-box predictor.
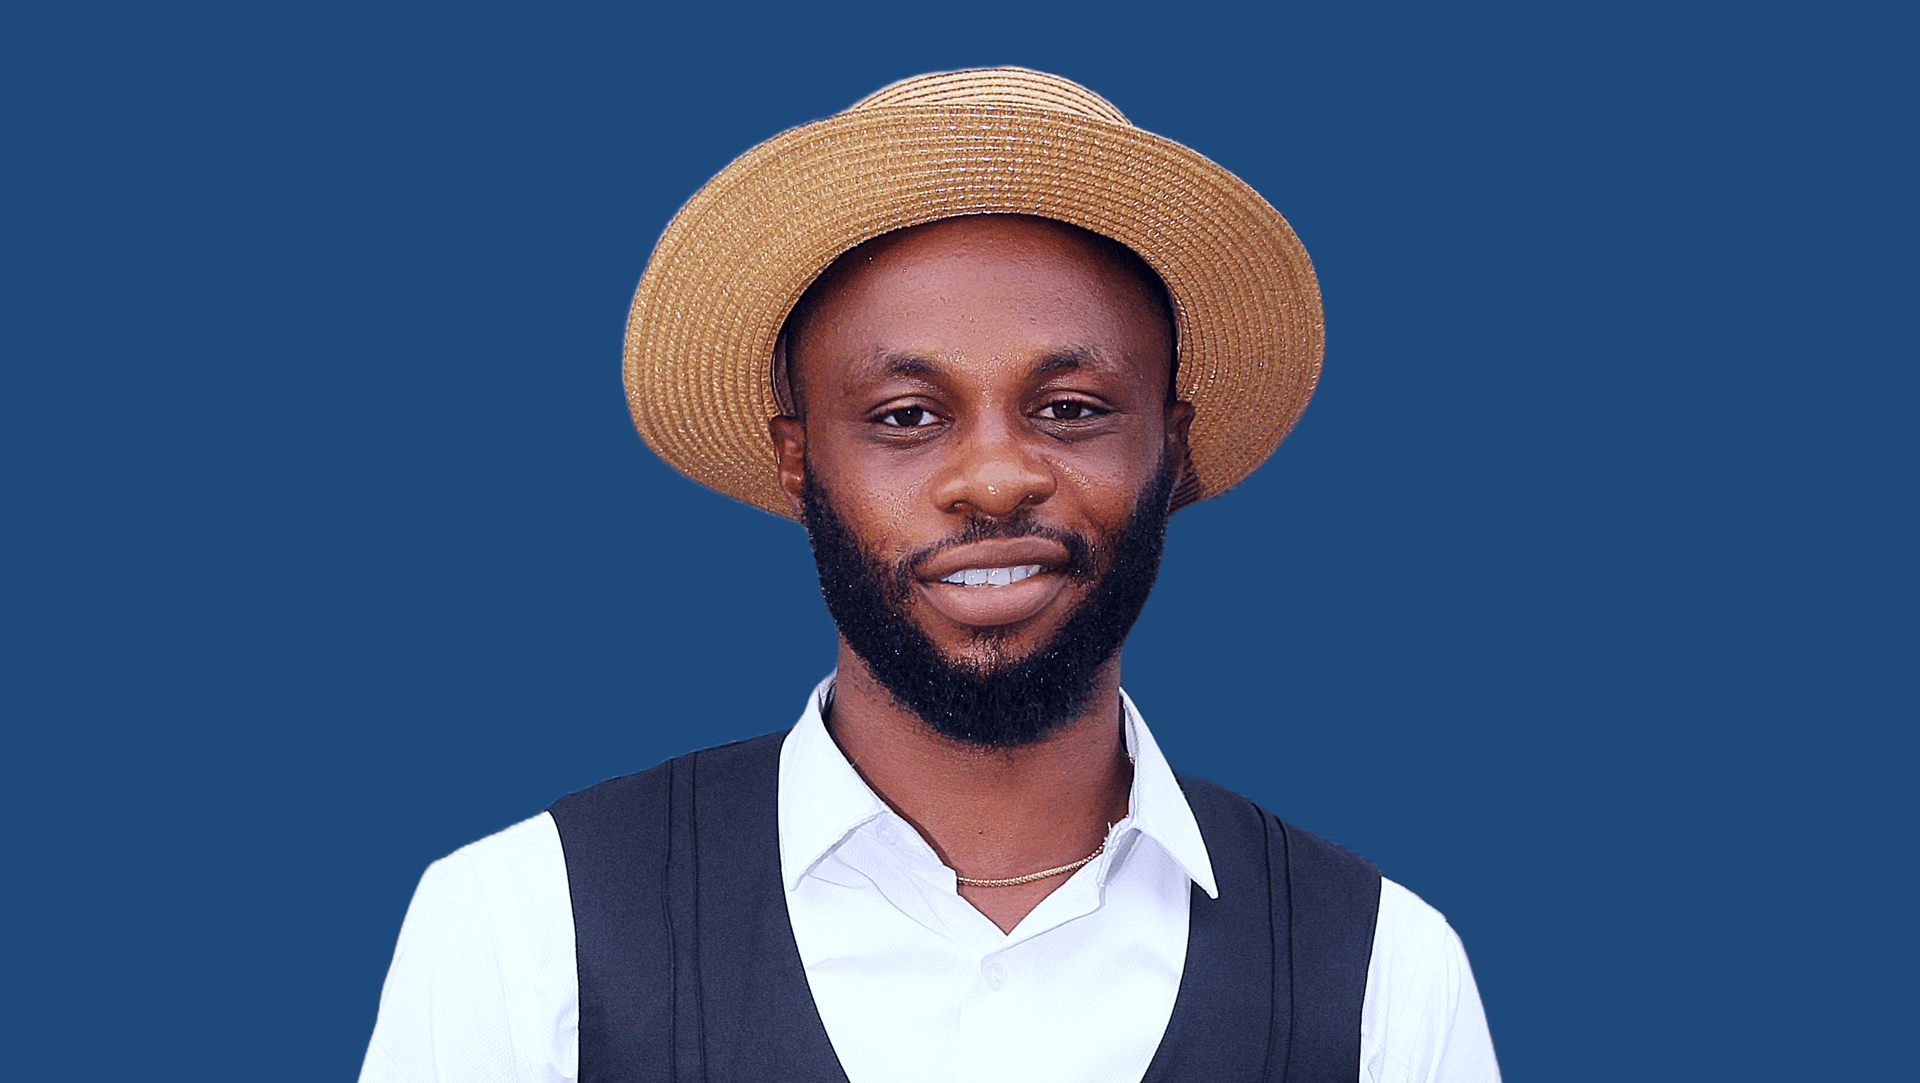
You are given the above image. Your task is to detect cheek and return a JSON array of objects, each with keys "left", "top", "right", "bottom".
[
  {"left": 1052, "top": 434, "right": 1167, "bottom": 521},
  {"left": 807, "top": 439, "right": 940, "bottom": 555}
]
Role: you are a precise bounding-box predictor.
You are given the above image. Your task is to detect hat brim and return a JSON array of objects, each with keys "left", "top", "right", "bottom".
[{"left": 624, "top": 102, "right": 1324, "bottom": 518}]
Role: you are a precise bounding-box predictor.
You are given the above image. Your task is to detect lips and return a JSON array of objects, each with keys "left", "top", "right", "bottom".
[
  {"left": 916, "top": 537, "right": 1070, "bottom": 583},
  {"left": 913, "top": 538, "right": 1075, "bottom": 628}
]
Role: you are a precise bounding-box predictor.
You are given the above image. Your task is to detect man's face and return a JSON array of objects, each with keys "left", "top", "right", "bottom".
[{"left": 771, "top": 215, "right": 1193, "bottom": 745}]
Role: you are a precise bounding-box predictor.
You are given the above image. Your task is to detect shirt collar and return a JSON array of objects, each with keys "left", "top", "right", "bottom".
[
  {"left": 777, "top": 675, "right": 1218, "bottom": 899},
  {"left": 778, "top": 674, "right": 890, "bottom": 891},
  {"left": 1117, "top": 687, "right": 1219, "bottom": 899}
]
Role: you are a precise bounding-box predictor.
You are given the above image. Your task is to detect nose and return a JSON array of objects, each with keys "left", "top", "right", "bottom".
[{"left": 932, "top": 422, "right": 1056, "bottom": 518}]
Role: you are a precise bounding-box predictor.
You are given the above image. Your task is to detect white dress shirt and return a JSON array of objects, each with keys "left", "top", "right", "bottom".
[{"left": 361, "top": 681, "right": 1500, "bottom": 1083}]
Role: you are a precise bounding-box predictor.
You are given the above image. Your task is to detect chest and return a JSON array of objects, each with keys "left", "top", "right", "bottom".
[
  {"left": 549, "top": 733, "right": 1380, "bottom": 1083},
  {"left": 789, "top": 829, "right": 1197, "bottom": 1083}
]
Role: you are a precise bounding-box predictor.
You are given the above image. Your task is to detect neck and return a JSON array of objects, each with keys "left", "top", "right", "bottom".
[{"left": 825, "top": 639, "right": 1133, "bottom": 932}]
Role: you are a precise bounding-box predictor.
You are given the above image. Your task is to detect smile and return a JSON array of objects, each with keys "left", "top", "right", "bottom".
[
  {"left": 913, "top": 538, "right": 1075, "bottom": 628},
  {"left": 938, "top": 564, "right": 1044, "bottom": 587}
]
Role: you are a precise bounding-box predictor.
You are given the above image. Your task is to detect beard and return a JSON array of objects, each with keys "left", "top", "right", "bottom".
[{"left": 799, "top": 459, "right": 1175, "bottom": 748}]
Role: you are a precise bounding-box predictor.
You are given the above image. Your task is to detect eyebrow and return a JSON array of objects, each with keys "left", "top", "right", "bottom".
[
  {"left": 872, "top": 352, "right": 940, "bottom": 379},
  {"left": 859, "top": 345, "right": 1114, "bottom": 382},
  {"left": 1030, "top": 346, "right": 1105, "bottom": 378}
]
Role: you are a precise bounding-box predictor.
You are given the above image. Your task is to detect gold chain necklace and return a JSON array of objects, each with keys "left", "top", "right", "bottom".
[{"left": 955, "top": 841, "right": 1106, "bottom": 888}]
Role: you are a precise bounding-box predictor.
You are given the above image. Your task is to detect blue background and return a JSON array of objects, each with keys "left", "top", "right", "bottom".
[{"left": 8, "top": 2, "right": 1912, "bottom": 1079}]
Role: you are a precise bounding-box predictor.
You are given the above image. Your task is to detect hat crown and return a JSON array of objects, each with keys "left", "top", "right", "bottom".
[{"left": 848, "top": 67, "right": 1132, "bottom": 127}]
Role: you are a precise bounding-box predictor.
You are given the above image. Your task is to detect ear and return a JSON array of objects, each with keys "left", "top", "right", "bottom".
[
  {"left": 768, "top": 332, "right": 810, "bottom": 517},
  {"left": 769, "top": 414, "right": 807, "bottom": 517},
  {"left": 1164, "top": 397, "right": 1196, "bottom": 492}
]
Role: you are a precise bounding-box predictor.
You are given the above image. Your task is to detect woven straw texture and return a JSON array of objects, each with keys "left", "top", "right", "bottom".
[{"left": 624, "top": 68, "right": 1324, "bottom": 517}]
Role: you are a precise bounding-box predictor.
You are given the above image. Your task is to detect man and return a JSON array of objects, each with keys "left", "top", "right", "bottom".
[{"left": 362, "top": 68, "right": 1499, "bottom": 1083}]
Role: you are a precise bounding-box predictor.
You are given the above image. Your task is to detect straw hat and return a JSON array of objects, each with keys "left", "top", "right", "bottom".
[{"left": 624, "top": 67, "right": 1324, "bottom": 516}]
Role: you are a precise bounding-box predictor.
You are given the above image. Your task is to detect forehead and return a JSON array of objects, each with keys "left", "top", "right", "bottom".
[{"left": 784, "top": 215, "right": 1173, "bottom": 395}]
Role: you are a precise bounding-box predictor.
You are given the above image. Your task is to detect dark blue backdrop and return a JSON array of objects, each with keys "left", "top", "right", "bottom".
[{"left": 9, "top": 2, "right": 1911, "bottom": 1079}]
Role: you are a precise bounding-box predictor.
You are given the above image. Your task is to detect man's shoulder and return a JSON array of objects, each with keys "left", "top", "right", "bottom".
[
  {"left": 1361, "top": 879, "right": 1502, "bottom": 1080},
  {"left": 548, "top": 730, "right": 789, "bottom": 822},
  {"left": 1165, "top": 776, "right": 1485, "bottom": 1068},
  {"left": 423, "top": 809, "right": 565, "bottom": 886},
  {"left": 1172, "top": 770, "right": 1382, "bottom": 882},
  {"left": 1372, "top": 877, "right": 1470, "bottom": 976},
  {"left": 543, "top": 731, "right": 792, "bottom": 913}
]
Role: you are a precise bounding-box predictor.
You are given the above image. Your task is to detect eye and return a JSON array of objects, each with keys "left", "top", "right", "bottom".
[
  {"left": 1037, "top": 399, "right": 1106, "bottom": 422},
  {"left": 876, "top": 404, "right": 938, "bottom": 428}
]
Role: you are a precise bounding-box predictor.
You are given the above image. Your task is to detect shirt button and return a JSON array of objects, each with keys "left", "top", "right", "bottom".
[{"left": 984, "top": 960, "right": 1008, "bottom": 990}]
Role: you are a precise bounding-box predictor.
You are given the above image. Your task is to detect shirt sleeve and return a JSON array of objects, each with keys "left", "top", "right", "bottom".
[
  {"left": 1360, "top": 878, "right": 1502, "bottom": 1083},
  {"left": 359, "top": 812, "right": 579, "bottom": 1083}
]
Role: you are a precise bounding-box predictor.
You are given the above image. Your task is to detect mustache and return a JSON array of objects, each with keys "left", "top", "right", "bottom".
[{"left": 895, "top": 510, "right": 1096, "bottom": 593}]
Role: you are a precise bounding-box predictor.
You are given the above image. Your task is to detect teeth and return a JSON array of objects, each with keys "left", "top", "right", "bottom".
[{"left": 940, "top": 565, "right": 1042, "bottom": 586}]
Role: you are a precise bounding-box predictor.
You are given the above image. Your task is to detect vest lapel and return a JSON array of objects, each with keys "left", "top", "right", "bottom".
[
  {"left": 683, "top": 737, "right": 850, "bottom": 1083},
  {"left": 1139, "top": 775, "right": 1288, "bottom": 1081},
  {"left": 1146, "top": 774, "right": 1382, "bottom": 1083}
]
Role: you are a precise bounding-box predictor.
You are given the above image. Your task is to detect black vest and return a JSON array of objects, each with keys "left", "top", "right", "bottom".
[{"left": 550, "top": 732, "right": 1380, "bottom": 1083}]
